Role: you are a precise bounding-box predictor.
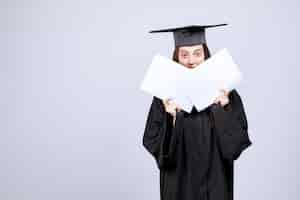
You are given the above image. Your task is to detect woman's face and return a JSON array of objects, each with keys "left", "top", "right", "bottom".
[{"left": 178, "top": 44, "right": 205, "bottom": 69}]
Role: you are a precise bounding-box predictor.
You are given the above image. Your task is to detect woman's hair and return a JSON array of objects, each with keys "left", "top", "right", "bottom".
[{"left": 172, "top": 43, "right": 211, "bottom": 62}]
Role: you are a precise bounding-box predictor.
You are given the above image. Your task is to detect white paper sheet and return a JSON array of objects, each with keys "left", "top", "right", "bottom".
[
  {"left": 140, "top": 54, "right": 194, "bottom": 112},
  {"left": 140, "top": 48, "right": 242, "bottom": 113}
]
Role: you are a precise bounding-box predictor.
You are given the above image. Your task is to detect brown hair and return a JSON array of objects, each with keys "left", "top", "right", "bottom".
[{"left": 172, "top": 43, "right": 211, "bottom": 62}]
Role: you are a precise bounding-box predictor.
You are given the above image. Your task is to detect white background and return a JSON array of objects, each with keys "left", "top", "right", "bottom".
[{"left": 1, "top": 0, "right": 299, "bottom": 199}]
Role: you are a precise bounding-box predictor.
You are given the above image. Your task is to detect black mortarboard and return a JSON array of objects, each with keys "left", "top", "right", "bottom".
[{"left": 149, "top": 23, "right": 228, "bottom": 47}]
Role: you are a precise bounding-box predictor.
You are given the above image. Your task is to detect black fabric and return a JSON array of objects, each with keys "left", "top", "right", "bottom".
[
  {"left": 148, "top": 24, "right": 228, "bottom": 47},
  {"left": 142, "top": 89, "right": 252, "bottom": 200},
  {"left": 148, "top": 24, "right": 228, "bottom": 33},
  {"left": 210, "top": 91, "right": 252, "bottom": 161}
]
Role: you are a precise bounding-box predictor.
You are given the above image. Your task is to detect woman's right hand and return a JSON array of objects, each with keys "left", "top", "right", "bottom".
[
  {"left": 162, "top": 98, "right": 177, "bottom": 116},
  {"left": 162, "top": 99, "right": 182, "bottom": 125}
]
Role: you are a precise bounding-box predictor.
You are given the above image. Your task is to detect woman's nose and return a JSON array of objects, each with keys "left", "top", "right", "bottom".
[{"left": 188, "top": 57, "right": 195, "bottom": 64}]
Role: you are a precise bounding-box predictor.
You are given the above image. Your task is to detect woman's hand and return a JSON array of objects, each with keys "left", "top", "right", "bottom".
[
  {"left": 213, "top": 89, "right": 230, "bottom": 107},
  {"left": 163, "top": 98, "right": 182, "bottom": 116},
  {"left": 163, "top": 98, "right": 182, "bottom": 126}
]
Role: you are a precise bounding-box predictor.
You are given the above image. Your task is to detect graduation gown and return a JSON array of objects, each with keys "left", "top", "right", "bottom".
[{"left": 142, "top": 89, "right": 252, "bottom": 200}]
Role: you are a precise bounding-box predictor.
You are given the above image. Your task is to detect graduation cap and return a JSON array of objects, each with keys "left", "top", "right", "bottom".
[{"left": 149, "top": 24, "right": 228, "bottom": 47}]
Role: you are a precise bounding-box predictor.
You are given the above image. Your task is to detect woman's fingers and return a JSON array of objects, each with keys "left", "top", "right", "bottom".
[
  {"left": 163, "top": 98, "right": 174, "bottom": 106},
  {"left": 163, "top": 99, "right": 182, "bottom": 113},
  {"left": 213, "top": 93, "right": 229, "bottom": 106},
  {"left": 163, "top": 100, "right": 177, "bottom": 116},
  {"left": 220, "top": 89, "right": 229, "bottom": 96},
  {"left": 214, "top": 96, "right": 221, "bottom": 104}
]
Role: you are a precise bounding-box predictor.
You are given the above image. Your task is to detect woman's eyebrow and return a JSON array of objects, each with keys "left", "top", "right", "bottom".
[{"left": 194, "top": 49, "right": 202, "bottom": 52}]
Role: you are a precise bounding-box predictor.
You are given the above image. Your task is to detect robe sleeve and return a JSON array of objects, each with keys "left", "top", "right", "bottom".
[
  {"left": 142, "top": 96, "right": 184, "bottom": 170},
  {"left": 210, "top": 89, "right": 252, "bottom": 161}
]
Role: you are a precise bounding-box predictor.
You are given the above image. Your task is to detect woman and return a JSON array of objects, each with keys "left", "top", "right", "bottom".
[
  {"left": 142, "top": 24, "right": 252, "bottom": 200},
  {"left": 166, "top": 43, "right": 229, "bottom": 126}
]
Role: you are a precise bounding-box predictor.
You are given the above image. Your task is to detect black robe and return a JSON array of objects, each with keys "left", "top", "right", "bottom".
[{"left": 142, "top": 89, "right": 252, "bottom": 200}]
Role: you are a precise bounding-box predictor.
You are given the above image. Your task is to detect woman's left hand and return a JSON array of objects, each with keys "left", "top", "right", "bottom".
[{"left": 213, "top": 89, "right": 230, "bottom": 107}]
